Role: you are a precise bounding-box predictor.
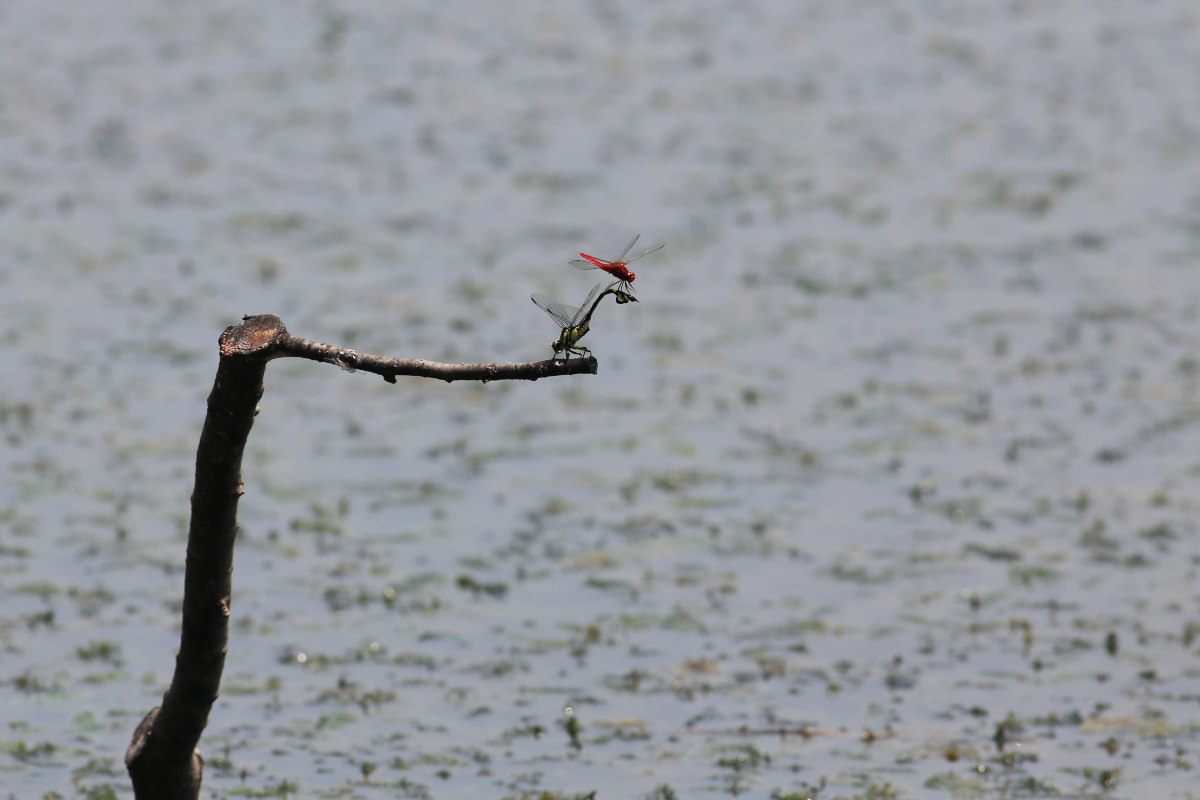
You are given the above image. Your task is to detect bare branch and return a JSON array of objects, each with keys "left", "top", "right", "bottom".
[
  {"left": 216, "top": 314, "right": 599, "bottom": 382},
  {"left": 127, "top": 338, "right": 265, "bottom": 799},
  {"left": 277, "top": 331, "right": 598, "bottom": 382},
  {"left": 127, "top": 313, "right": 596, "bottom": 799}
]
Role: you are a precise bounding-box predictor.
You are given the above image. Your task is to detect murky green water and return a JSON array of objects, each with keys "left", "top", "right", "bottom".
[{"left": 3, "top": 1, "right": 1200, "bottom": 798}]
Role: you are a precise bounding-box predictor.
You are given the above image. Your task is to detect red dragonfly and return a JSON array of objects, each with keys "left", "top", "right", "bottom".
[{"left": 570, "top": 234, "right": 663, "bottom": 302}]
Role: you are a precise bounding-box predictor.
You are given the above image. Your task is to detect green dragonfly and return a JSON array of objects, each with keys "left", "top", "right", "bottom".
[{"left": 531, "top": 282, "right": 636, "bottom": 360}]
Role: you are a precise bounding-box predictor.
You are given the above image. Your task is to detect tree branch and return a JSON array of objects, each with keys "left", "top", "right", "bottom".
[
  {"left": 276, "top": 330, "right": 598, "bottom": 382},
  {"left": 126, "top": 314, "right": 594, "bottom": 799}
]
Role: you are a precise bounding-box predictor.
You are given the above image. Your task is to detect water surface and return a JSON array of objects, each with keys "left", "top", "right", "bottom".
[{"left": 2, "top": 1, "right": 1199, "bottom": 798}]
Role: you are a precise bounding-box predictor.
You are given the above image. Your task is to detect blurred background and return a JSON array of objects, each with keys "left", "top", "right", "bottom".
[{"left": 2, "top": 1, "right": 1200, "bottom": 797}]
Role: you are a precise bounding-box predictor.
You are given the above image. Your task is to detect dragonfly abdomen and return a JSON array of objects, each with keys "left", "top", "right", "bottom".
[{"left": 551, "top": 321, "right": 590, "bottom": 356}]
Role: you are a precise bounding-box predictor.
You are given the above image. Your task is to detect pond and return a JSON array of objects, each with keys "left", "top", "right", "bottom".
[{"left": 2, "top": 1, "right": 1199, "bottom": 798}]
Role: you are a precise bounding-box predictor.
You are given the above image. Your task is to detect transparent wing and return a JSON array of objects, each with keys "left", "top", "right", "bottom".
[
  {"left": 531, "top": 294, "right": 581, "bottom": 329},
  {"left": 569, "top": 283, "right": 605, "bottom": 326},
  {"left": 579, "top": 235, "right": 662, "bottom": 267},
  {"left": 625, "top": 241, "right": 664, "bottom": 265},
  {"left": 615, "top": 234, "right": 641, "bottom": 263},
  {"left": 532, "top": 283, "right": 604, "bottom": 328}
]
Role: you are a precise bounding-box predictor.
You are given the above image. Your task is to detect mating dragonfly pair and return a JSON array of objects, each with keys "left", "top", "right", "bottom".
[{"left": 532, "top": 234, "right": 664, "bottom": 361}]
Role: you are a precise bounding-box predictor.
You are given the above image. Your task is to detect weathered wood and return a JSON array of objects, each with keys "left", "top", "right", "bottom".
[{"left": 126, "top": 314, "right": 599, "bottom": 798}]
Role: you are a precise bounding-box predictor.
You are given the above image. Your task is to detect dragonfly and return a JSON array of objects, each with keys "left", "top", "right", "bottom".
[
  {"left": 531, "top": 282, "right": 636, "bottom": 360},
  {"left": 570, "top": 234, "right": 663, "bottom": 303}
]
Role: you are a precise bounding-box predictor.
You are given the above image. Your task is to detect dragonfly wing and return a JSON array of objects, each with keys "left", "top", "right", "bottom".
[
  {"left": 626, "top": 242, "right": 664, "bottom": 264},
  {"left": 570, "top": 283, "right": 605, "bottom": 326},
  {"left": 615, "top": 234, "right": 641, "bottom": 263},
  {"left": 531, "top": 294, "right": 583, "bottom": 329},
  {"left": 570, "top": 257, "right": 600, "bottom": 270}
]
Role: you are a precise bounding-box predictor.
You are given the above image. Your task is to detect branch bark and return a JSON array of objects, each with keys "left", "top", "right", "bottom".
[
  {"left": 277, "top": 330, "right": 598, "bottom": 382},
  {"left": 126, "top": 314, "right": 594, "bottom": 798}
]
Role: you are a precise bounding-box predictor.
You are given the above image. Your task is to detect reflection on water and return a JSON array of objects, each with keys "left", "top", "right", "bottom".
[{"left": 2, "top": 1, "right": 1199, "bottom": 797}]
